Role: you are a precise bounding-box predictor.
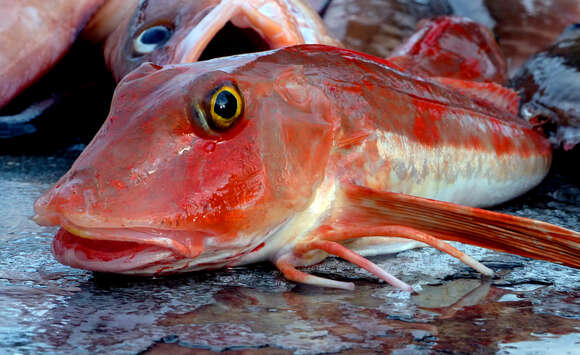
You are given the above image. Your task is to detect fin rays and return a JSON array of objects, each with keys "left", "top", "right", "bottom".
[
  {"left": 272, "top": 184, "right": 579, "bottom": 291},
  {"left": 274, "top": 224, "right": 493, "bottom": 291}
]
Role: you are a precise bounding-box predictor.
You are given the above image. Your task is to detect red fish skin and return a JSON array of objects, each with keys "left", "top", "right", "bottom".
[
  {"left": 388, "top": 16, "right": 507, "bottom": 84},
  {"left": 33, "top": 45, "right": 556, "bottom": 277},
  {"left": 0, "top": 0, "right": 105, "bottom": 109},
  {"left": 81, "top": 0, "right": 139, "bottom": 45}
]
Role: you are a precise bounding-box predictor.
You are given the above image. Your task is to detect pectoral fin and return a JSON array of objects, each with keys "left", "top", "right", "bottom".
[
  {"left": 328, "top": 183, "right": 579, "bottom": 269},
  {"left": 272, "top": 183, "right": 578, "bottom": 291}
]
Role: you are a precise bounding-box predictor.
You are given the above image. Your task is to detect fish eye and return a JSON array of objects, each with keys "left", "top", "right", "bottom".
[
  {"left": 205, "top": 83, "right": 244, "bottom": 131},
  {"left": 133, "top": 25, "right": 173, "bottom": 54}
]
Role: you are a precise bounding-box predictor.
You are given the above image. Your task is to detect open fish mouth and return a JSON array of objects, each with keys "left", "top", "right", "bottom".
[
  {"left": 198, "top": 21, "right": 271, "bottom": 61},
  {"left": 175, "top": 1, "right": 305, "bottom": 63},
  {"left": 106, "top": 0, "right": 339, "bottom": 80}
]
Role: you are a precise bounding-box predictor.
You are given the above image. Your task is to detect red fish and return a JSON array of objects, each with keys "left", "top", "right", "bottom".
[
  {"left": 388, "top": 16, "right": 507, "bottom": 83},
  {"left": 34, "top": 45, "right": 579, "bottom": 290},
  {"left": 93, "top": 0, "right": 340, "bottom": 81},
  {"left": 320, "top": 0, "right": 580, "bottom": 75},
  {"left": 0, "top": 0, "right": 105, "bottom": 109}
]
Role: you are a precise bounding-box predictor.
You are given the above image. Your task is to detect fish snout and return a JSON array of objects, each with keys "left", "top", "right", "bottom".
[{"left": 33, "top": 169, "right": 98, "bottom": 227}]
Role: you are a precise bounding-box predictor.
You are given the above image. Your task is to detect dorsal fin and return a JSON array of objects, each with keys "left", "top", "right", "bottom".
[{"left": 433, "top": 77, "right": 520, "bottom": 115}]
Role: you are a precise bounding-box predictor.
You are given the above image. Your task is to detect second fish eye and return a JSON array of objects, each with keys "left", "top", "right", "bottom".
[{"left": 134, "top": 25, "right": 173, "bottom": 54}]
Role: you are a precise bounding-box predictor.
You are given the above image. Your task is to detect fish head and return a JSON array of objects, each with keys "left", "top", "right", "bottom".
[
  {"left": 104, "top": 0, "right": 339, "bottom": 80},
  {"left": 34, "top": 51, "right": 335, "bottom": 274}
]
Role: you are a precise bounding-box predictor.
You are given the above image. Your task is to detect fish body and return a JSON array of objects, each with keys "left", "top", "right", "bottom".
[
  {"left": 34, "top": 45, "right": 578, "bottom": 289},
  {"left": 0, "top": 0, "right": 105, "bottom": 109}
]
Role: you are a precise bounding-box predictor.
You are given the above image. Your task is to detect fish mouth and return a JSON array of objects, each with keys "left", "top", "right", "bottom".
[
  {"left": 175, "top": 1, "right": 303, "bottom": 63},
  {"left": 198, "top": 21, "right": 271, "bottom": 61},
  {"left": 52, "top": 228, "right": 180, "bottom": 274},
  {"left": 49, "top": 220, "right": 209, "bottom": 274}
]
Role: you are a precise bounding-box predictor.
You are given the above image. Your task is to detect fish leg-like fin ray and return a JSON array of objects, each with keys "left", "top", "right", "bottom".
[
  {"left": 274, "top": 257, "right": 355, "bottom": 290},
  {"left": 332, "top": 183, "right": 580, "bottom": 268},
  {"left": 296, "top": 240, "right": 413, "bottom": 291},
  {"left": 316, "top": 226, "right": 493, "bottom": 277}
]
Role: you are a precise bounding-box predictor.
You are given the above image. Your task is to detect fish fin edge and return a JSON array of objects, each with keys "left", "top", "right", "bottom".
[{"left": 330, "top": 183, "right": 580, "bottom": 269}]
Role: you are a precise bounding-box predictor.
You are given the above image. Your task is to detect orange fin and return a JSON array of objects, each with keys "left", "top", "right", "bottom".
[
  {"left": 275, "top": 257, "right": 355, "bottom": 290},
  {"left": 275, "top": 224, "right": 491, "bottom": 291},
  {"left": 315, "top": 225, "right": 494, "bottom": 277},
  {"left": 433, "top": 77, "right": 520, "bottom": 115},
  {"left": 297, "top": 240, "right": 413, "bottom": 290},
  {"left": 328, "top": 184, "right": 580, "bottom": 269},
  {"left": 275, "top": 239, "right": 414, "bottom": 291}
]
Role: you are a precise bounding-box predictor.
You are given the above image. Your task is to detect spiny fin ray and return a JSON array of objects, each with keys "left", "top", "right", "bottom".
[
  {"left": 275, "top": 257, "right": 355, "bottom": 290},
  {"left": 298, "top": 240, "right": 413, "bottom": 290}
]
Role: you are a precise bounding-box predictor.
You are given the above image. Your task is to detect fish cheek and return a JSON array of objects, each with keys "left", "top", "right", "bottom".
[
  {"left": 175, "top": 125, "right": 271, "bottom": 235},
  {"left": 260, "top": 68, "right": 335, "bottom": 205}
]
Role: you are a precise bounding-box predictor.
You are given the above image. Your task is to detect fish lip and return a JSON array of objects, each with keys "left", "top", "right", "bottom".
[
  {"left": 58, "top": 219, "right": 206, "bottom": 259},
  {"left": 174, "top": 0, "right": 301, "bottom": 63},
  {"left": 52, "top": 228, "right": 178, "bottom": 274}
]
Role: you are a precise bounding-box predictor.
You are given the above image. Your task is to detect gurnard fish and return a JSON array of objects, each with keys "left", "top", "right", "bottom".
[
  {"left": 92, "top": 0, "right": 340, "bottom": 81},
  {"left": 511, "top": 24, "right": 580, "bottom": 151},
  {"left": 34, "top": 45, "right": 580, "bottom": 290}
]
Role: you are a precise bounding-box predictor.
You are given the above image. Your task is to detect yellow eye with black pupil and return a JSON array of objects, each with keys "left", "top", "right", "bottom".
[{"left": 208, "top": 85, "right": 243, "bottom": 130}]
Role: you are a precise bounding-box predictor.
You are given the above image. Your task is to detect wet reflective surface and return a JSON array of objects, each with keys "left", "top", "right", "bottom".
[{"left": 0, "top": 150, "right": 578, "bottom": 354}]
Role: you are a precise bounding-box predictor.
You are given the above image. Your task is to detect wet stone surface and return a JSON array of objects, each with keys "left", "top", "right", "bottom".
[{"left": 0, "top": 150, "right": 579, "bottom": 354}]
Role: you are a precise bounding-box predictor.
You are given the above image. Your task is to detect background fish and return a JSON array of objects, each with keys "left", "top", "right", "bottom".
[
  {"left": 388, "top": 16, "right": 507, "bottom": 83},
  {"left": 34, "top": 46, "right": 579, "bottom": 290},
  {"left": 0, "top": 0, "right": 105, "bottom": 109},
  {"left": 99, "top": 0, "right": 340, "bottom": 81},
  {"left": 319, "top": 0, "right": 580, "bottom": 74},
  {"left": 511, "top": 24, "right": 580, "bottom": 151}
]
